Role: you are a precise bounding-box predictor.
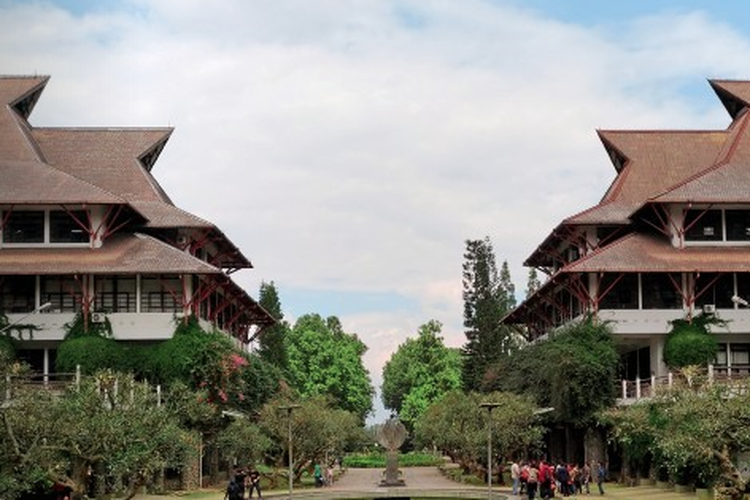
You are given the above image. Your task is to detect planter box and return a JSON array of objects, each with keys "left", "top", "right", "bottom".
[{"left": 637, "top": 477, "right": 655, "bottom": 486}]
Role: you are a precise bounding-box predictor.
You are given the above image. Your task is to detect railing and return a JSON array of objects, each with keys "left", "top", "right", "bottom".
[
  {"left": 618, "top": 364, "right": 750, "bottom": 401},
  {"left": 3, "top": 366, "right": 164, "bottom": 407}
]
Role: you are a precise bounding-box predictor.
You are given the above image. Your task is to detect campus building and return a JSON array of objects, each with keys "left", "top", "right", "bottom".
[
  {"left": 504, "top": 79, "right": 750, "bottom": 386},
  {"left": 0, "top": 75, "right": 274, "bottom": 374}
]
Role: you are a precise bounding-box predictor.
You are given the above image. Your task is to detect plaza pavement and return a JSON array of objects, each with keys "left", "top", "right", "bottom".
[{"left": 133, "top": 467, "right": 703, "bottom": 500}]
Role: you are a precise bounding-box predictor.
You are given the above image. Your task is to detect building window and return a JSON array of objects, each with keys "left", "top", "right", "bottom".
[
  {"left": 599, "top": 273, "right": 638, "bottom": 309},
  {"left": 694, "top": 273, "right": 735, "bottom": 309},
  {"left": 94, "top": 276, "right": 136, "bottom": 313},
  {"left": 642, "top": 273, "right": 682, "bottom": 309},
  {"left": 725, "top": 210, "right": 750, "bottom": 241},
  {"left": 41, "top": 276, "right": 80, "bottom": 313},
  {"left": 0, "top": 275, "right": 36, "bottom": 313},
  {"left": 715, "top": 343, "right": 728, "bottom": 366},
  {"left": 684, "top": 209, "right": 722, "bottom": 241},
  {"left": 50, "top": 210, "right": 89, "bottom": 243},
  {"left": 3, "top": 211, "right": 44, "bottom": 243},
  {"left": 140, "top": 275, "right": 181, "bottom": 313}
]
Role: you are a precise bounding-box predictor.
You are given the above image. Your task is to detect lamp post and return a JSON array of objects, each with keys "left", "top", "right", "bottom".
[
  {"left": 279, "top": 404, "right": 301, "bottom": 499},
  {"left": 480, "top": 402, "right": 501, "bottom": 500}
]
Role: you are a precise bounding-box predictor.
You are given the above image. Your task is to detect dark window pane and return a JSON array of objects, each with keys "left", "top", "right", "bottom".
[
  {"left": 0, "top": 275, "right": 36, "bottom": 313},
  {"left": 642, "top": 273, "right": 682, "bottom": 309},
  {"left": 695, "top": 273, "right": 735, "bottom": 309},
  {"left": 3, "top": 211, "right": 44, "bottom": 243},
  {"left": 50, "top": 210, "right": 88, "bottom": 243},
  {"left": 599, "top": 273, "right": 639, "bottom": 309},
  {"left": 684, "top": 209, "right": 722, "bottom": 241},
  {"left": 726, "top": 210, "right": 750, "bottom": 241}
]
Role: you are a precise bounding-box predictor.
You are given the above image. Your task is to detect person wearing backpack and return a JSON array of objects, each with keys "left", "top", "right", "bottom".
[{"left": 225, "top": 478, "right": 242, "bottom": 500}]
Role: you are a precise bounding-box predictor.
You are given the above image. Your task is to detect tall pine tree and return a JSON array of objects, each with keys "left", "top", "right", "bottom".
[
  {"left": 525, "top": 268, "right": 542, "bottom": 299},
  {"left": 461, "top": 237, "right": 516, "bottom": 392},
  {"left": 257, "top": 281, "right": 289, "bottom": 371}
]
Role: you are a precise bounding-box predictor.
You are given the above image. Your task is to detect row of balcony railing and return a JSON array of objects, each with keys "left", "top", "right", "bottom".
[
  {"left": 2, "top": 366, "right": 165, "bottom": 407},
  {"left": 619, "top": 365, "right": 750, "bottom": 400}
]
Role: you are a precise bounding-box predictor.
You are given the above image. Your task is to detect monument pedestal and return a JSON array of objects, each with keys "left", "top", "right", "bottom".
[{"left": 380, "top": 451, "right": 405, "bottom": 487}]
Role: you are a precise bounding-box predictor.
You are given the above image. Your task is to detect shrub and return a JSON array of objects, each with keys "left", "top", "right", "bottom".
[
  {"left": 56, "top": 336, "right": 127, "bottom": 374},
  {"left": 0, "top": 335, "right": 15, "bottom": 359},
  {"left": 663, "top": 313, "right": 722, "bottom": 369}
]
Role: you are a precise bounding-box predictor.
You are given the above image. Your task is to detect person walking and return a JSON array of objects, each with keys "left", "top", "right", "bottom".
[
  {"left": 527, "top": 462, "right": 539, "bottom": 500},
  {"left": 582, "top": 462, "right": 591, "bottom": 494},
  {"left": 511, "top": 460, "right": 521, "bottom": 496},
  {"left": 247, "top": 468, "right": 262, "bottom": 498},
  {"left": 596, "top": 462, "right": 606, "bottom": 495}
]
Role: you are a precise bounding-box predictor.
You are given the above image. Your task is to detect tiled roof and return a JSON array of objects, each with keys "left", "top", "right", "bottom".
[
  {"left": 0, "top": 233, "right": 221, "bottom": 275},
  {"left": 710, "top": 80, "right": 750, "bottom": 118},
  {"left": 0, "top": 76, "right": 48, "bottom": 112},
  {"left": 129, "top": 200, "right": 213, "bottom": 228},
  {"left": 652, "top": 110, "right": 750, "bottom": 203},
  {"left": 564, "top": 233, "right": 750, "bottom": 273},
  {"left": 0, "top": 160, "right": 124, "bottom": 205},
  {"left": 33, "top": 128, "right": 173, "bottom": 203}
]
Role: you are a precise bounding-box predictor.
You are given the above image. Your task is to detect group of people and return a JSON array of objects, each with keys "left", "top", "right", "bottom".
[
  {"left": 225, "top": 466, "right": 262, "bottom": 500},
  {"left": 510, "top": 459, "right": 607, "bottom": 499},
  {"left": 314, "top": 462, "right": 336, "bottom": 487}
]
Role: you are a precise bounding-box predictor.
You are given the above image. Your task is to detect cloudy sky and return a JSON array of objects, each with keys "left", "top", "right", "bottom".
[{"left": 4, "top": 0, "right": 750, "bottom": 422}]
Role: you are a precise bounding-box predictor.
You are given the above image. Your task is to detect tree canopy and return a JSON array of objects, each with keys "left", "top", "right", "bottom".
[
  {"left": 414, "top": 390, "right": 544, "bottom": 475},
  {"left": 488, "top": 315, "right": 619, "bottom": 426},
  {"left": 0, "top": 370, "right": 194, "bottom": 500},
  {"left": 381, "top": 320, "right": 462, "bottom": 427},
  {"left": 603, "top": 379, "right": 750, "bottom": 500},
  {"left": 285, "top": 314, "right": 374, "bottom": 421}
]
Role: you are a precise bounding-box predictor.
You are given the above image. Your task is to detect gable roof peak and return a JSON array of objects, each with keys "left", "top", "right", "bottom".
[
  {"left": 709, "top": 78, "right": 750, "bottom": 120},
  {"left": 0, "top": 75, "right": 50, "bottom": 119}
]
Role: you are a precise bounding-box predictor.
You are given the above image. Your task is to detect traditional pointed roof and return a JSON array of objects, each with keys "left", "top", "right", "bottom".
[
  {"left": 0, "top": 75, "right": 48, "bottom": 119},
  {"left": 651, "top": 109, "right": 750, "bottom": 204},
  {"left": 710, "top": 79, "right": 750, "bottom": 119},
  {"left": 33, "top": 128, "right": 174, "bottom": 203}
]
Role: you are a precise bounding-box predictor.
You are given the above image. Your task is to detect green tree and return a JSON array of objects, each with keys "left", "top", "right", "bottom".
[
  {"left": 285, "top": 314, "right": 374, "bottom": 421},
  {"left": 381, "top": 320, "right": 462, "bottom": 427},
  {"left": 0, "top": 370, "right": 194, "bottom": 500},
  {"left": 414, "top": 390, "right": 544, "bottom": 475},
  {"left": 257, "top": 281, "right": 289, "bottom": 371},
  {"left": 525, "top": 268, "right": 542, "bottom": 299},
  {"left": 259, "top": 395, "right": 365, "bottom": 479},
  {"left": 492, "top": 315, "right": 618, "bottom": 426},
  {"left": 461, "top": 237, "right": 516, "bottom": 392},
  {"left": 216, "top": 418, "right": 271, "bottom": 468},
  {"left": 603, "top": 380, "right": 750, "bottom": 500},
  {"left": 663, "top": 312, "right": 723, "bottom": 370}
]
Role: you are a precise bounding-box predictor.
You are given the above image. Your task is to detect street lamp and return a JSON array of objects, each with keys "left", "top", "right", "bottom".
[
  {"left": 732, "top": 295, "right": 749, "bottom": 307},
  {"left": 480, "top": 402, "right": 501, "bottom": 500},
  {"left": 279, "top": 404, "right": 301, "bottom": 499}
]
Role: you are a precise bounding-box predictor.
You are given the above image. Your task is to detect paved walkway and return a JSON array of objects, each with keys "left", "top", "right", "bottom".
[{"left": 132, "top": 467, "right": 706, "bottom": 499}]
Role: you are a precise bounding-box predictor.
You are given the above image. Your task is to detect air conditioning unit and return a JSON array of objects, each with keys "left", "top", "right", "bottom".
[
  {"left": 703, "top": 304, "right": 716, "bottom": 314},
  {"left": 91, "top": 312, "right": 106, "bottom": 323}
]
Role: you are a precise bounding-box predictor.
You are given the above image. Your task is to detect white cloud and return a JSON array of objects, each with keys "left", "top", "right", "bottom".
[{"left": 3, "top": 0, "right": 750, "bottom": 423}]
